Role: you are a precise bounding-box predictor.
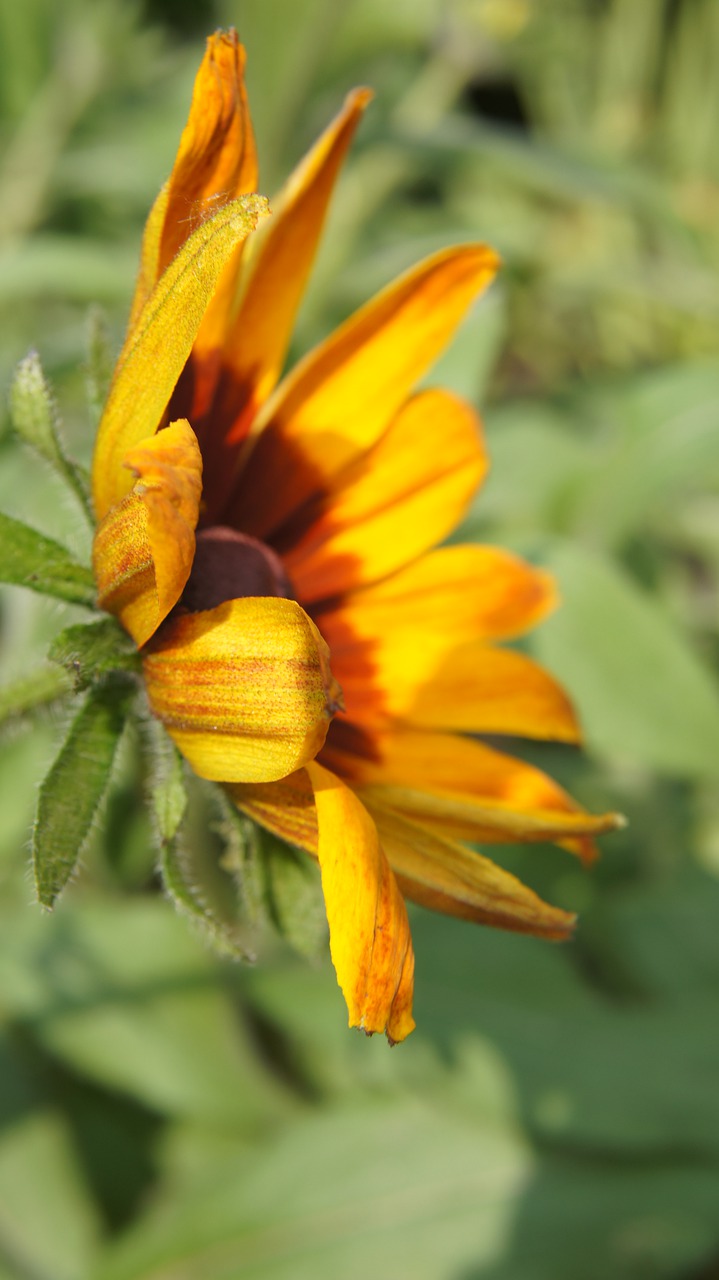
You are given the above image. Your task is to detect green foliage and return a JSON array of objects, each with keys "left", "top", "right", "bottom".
[
  {"left": 0, "top": 510, "right": 96, "bottom": 605},
  {"left": 9, "top": 351, "right": 93, "bottom": 520},
  {"left": 32, "top": 676, "right": 134, "bottom": 906},
  {"left": 49, "top": 617, "right": 140, "bottom": 689}
]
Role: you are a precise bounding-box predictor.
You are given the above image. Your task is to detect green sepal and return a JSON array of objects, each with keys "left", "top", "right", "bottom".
[
  {"left": 157, "top": 771, "right": 256, "bottom": 961},
  {"left": 49, "top": 616, "right": 140, "bottom": 690},
  {"left": 0, "top": 510, "right": 96, "bottom": 605},
  {"left": 9, "top": 351, "right": 93, "bottom": 522},
  {"left": 33, "top": 675, "right": 135, "bottom": 908},
  {"left": 255, "top": 827, "right": 328, "bottom": 960},
  {"left": 219, "top": 798, "right": 327, "bottom": 961},
  {"left": 0, "top": 664, "right": 74, "bottom": 730}
]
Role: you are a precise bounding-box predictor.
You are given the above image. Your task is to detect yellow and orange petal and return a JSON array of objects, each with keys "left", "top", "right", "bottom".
[
  {"left": 92, "top": 420, "right": 202, "bottom": 647},
  {"left": 142, "top": 597, "right": 341, "bottom": 784}
]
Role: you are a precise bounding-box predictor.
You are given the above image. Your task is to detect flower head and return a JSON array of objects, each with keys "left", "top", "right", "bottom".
[{"left": 91, "top": 31, "right": 620, "bottom": 1042}]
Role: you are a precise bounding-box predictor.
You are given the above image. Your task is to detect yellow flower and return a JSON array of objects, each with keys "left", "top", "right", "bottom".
[{"left": 91, "top": 31, "right": 620, "bottom": 1043}]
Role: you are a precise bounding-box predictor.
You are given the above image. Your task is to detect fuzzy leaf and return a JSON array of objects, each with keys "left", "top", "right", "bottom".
[
  {"left": 0, "top": 665, "right": 74, "bottom": 728},
  {"left": 150, "top": 736, "right": 188, "bottom": 845},
  {"left": 33, "top": 677, "right": 133, "bottom": 907},
  {"left": 0, "top": 511, "right": 96, "bottom": 605},
  {"left": 9, "top": 351, "right": 93, "bottom": 520},
  {"left": 158, "top": 774, "right": 255, "bottom": 960},
  {"left": 49, "top": 617, "right": 140, "bottom": 690},
  {"left": 258, "top": 828, "right": 328, "bottom": 960}
]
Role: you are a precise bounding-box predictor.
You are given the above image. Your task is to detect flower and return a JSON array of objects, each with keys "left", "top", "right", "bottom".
[{"left": 91, "top": 30, "right": 621, "bottom": 1043}]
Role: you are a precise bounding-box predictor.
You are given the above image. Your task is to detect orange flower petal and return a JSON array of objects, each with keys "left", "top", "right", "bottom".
[
  {"left": 319, "top": 544, "right": 557, "bottom": 642},
  {"left": 322, "top": 724, "right": 614, "bottom": 864},
  {"left": 221, "top": 87, "right": 372, "bottom": 427},
  {"left": 282, "top": 391, "right": 487, "bottom": 602},
  {"left": 142, "top": 598, "right": 342, "bottom": 784},
  {"left": 357, "top": 783, "right": 623, "bottom": 863},
  {"left": 305, "top": 762, "right": 415, "bottom": 1043},
  {"left": 367, "top": 801, "right": 577, "bottom": 940},
  {"left": 225, "top": 244, "right": 499, "bottom": 536},
  {"left": 92, "top": 195, "right": 268, "bottom": 521},
  {"left": 92, "top": 420, "right": 202, "bottom": 647},
  {"left": 228, "top": 769, "right": 318, "bottom": 852},
  {"left": 330, "top": 638, "right": 580, "bottom": 741}
]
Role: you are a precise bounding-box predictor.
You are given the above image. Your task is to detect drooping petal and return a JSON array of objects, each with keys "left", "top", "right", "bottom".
[
  {"left": 357, "top": 783, "right": 623, "bottom": 863},
  {"left": 282, "top": 391, "right": 487, "bottom": 602},
  {"left": 367, "top": 801, "right": 577, "bottom": 940},
  {"left": 92, "top": 420, "right": 202, "bottom": 647},
  {"left": 128, "top": 29, "right": 257, "bottom": 329},
  {"left": 321, "top": 723, "right": 617, "bottom": 863},
  {"left": 224, "top": 244, "right": 499, "bottom": 536},
  {"left": 142, "top": 598, "right": 342, "bottom": 784},
  {"left": 92, "top": 196, "right": 268, "bottom": 521},
  {"left": 305, "top": 762, "right": 415, "bottom": 1043},
  {"left": 227, "top": 768, "right": 318, "bottom": 852}
]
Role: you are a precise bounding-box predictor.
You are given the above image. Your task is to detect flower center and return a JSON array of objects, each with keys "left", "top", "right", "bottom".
[{"left": 181, "top": 526, "right": 294, "bottom": 613}]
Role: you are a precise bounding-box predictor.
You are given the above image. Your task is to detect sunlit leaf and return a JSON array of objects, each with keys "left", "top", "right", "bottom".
[
  {"left": 0, "top": 511, "right": 96, "bottom": 605},
  {"left": 33, "top": 676, "right": 133, "bottom": 907}
]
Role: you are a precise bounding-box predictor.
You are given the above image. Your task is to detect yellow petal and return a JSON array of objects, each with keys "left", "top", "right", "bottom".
[
  {"left": 320, "top": 588, "right": 580, "bottom": 740},
  {"left": 228, "top": 769, "right": 318, "bottom": 853},
  {"left": 216, "top": 87, "right": 372, "bottom": 424},
  {"left": 306, "top": 762, "right": 415, "bottom": 1043},
  {"left": 320, "top": 544, "right": 557, "bottom": 642},
  {"left": 92, "top": 195, "right": 268, "bottom": 522},
  {"left": 129, "top": 30, "right": 257, "bottom": 329},
  {"left": 92, "top": 420, "right": 202, "bottom": 647},
  {"left": 282, "top": 391, "right": 487, "bottom": 602},
  {"left": 142, "top": 598, "right": 342, "bottom": 783},
  {"left": 357, "top": 783, "right": 623, "bottom": 862},
  {"left": 367, "top": 801, "right": 576, "bottom": 940},
  {"left": 225, "top": 244, "right": 500, "bottom": 536}
]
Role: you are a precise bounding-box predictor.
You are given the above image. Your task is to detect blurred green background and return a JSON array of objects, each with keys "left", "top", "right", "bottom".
[{"left": 2, "top": 0, "right": 719, "bottom": 1276}]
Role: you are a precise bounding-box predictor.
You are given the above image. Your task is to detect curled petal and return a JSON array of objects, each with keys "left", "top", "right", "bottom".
[
  {"left": 142, "top": 599, "right": 342, "bottom": 784},
  {"left": 92, "top": 420, "right": 202, "bottom": 647},
  {"left": 227, "top": 244, "right": 500, "bottom": 537},
  {"left": 92, "top": 196, "right": 268, "bottom": 521},
  {"left": 367, "top": 801, "right": 577, "bottom": 941},
  {"left": 306, "top": 762, "right": 415, "bottom": 1043},
  {"left": 283, "top": 391, "right": 487, "bottom": 602}
]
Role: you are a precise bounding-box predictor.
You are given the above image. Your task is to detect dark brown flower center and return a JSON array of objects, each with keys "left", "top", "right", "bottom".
[{"left": 181, "top": 526, "right": 294, "bottom": 613}]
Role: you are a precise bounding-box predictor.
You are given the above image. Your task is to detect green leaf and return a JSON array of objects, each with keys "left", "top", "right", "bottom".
[
  {"left": 157, "top": 772, "right": 256, "bottom": 961},
  {"left": 149, "top": 732, "right": 188, "bottom": 845},
  {"left": 32, "top": 677, "right": 133, "bottom": 907},
  {"left": 92, "top": 1097, "right": 531, "bottom": 1280},
  {"left": 0, "top": 511, "right": 96, "bottom": 605},
  {"left": 532, "top": 542, "right": 719, "bottom": 777},
  {"left": 8, "top": 351, "right": 93, "bottom": 521},
  {"left": 0, "top": 664, "right": 73, "bottom": 728},
  {"left": 257, "top": 827, "right": 328, "bottom": 960},
  {"left": 0, "top": 900, "right": 292, "bottom": 1128},
  {"left": 49, "top": 617, "right": 140, "bottom": 690}
]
